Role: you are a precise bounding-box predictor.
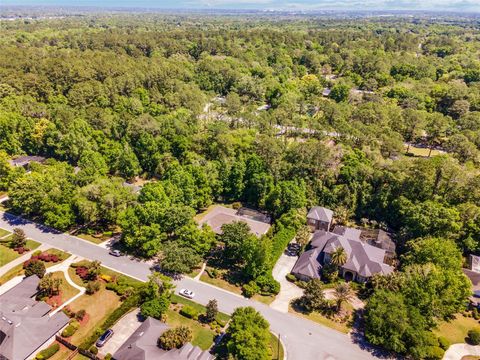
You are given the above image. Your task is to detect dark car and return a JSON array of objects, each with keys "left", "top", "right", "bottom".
[{"left": 96, "top": 329, "right": 114, "bottom": 347}]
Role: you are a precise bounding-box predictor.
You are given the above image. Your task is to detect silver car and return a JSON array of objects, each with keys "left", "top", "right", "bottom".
[{"left": 96, "top": 329, "right": 114, "bottom": 347}]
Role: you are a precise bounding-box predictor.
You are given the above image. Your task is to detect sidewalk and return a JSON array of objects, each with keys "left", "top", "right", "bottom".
[
  {"left": 0, "top": 243, "right": 49, "bottom": 277},
  {"left": 443, "top": 343, "right": 480, "bottom": 360}
]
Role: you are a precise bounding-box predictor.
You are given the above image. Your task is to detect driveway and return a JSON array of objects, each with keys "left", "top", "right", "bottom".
[
  {"left": 270, "top": 253, "right": 303, "bottom": 313},
  {"left": 0, "top": 211, "right": 379, "bottom": 360},
  {"left": 99, "top": 309, "right": 143, "bottom": 357}
]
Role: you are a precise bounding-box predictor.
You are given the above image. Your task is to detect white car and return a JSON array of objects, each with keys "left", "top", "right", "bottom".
[{"left": 179, "top": 288, "right": 195, "bottom": 299}]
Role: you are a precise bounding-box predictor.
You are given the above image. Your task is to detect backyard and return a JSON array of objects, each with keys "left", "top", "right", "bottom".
[{"left": 434, "top": 314, "right": 480, "bottom": 345}]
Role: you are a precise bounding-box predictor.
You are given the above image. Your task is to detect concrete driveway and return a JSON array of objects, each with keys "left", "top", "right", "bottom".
[
  {"left": 98, "top": 309, "right": 143, "bottom": 357},
  {"left": 270, "top": 253, "right": 303, "bottom": 313}
]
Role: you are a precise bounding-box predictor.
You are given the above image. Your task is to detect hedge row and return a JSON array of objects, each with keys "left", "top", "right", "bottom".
[
  {"left": 79, "top": 293, "right": 141, "bottom": 350},
  {"left": 269, "top": 227, "right": 296, "bottom": 269},
  {"left": 36, "top": 343, "right": 60, "bottom": 360}
]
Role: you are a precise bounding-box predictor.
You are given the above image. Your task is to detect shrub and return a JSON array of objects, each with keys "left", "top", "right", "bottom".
[
  {"left": 473, "top": 308, "right": 480, "bottom": 320},
  {"left": 286, "top": 274, "right": 297, "bottom": 282},
  {"left": 468, "top": 329, "right": 480, "bottom": 345},
  {"left": 242, "top": 281, "right": 259, "bottom": 298},
  {"left": 100, "top": 274, "right": 113, "bottom": 283},
  {"left": 425, "top": 346, "right": 445, "bottom": 360},
  {"left": 86, "top": 281, "right": 101, "bottom": 295},
  {"left": 158, "top": 326, "right": 192, "bottom": 350},
  {"left": 32, "top": 250, "right": 42, "bottom": 257},
  {"left": 24, "top": 259, "right": 46, "bottom": 278},
  {"left": 437, "top": 336, "right": 450, "bottom": 350},
  {"left": 141, "top": 296, "right": 170, "bottom": 319},
  {"left": 255, "top": 274, "right": 280, "bottom": 295},
  {"left": 15, "top": 247, "right": 28, "bottom": 254},
  {"left": 180, "top": 305, "right": 198, "bottom": 319},
  {"left": 63, "top": 307, "right": 75, "bottom": 318},
  {"left": 62, "top": 320, "right": 79, "bottom": 337},
  {"left": 104, "top": 354, "right": 112, "bottom": 360},
  {"left": 76, "top": 266, "right": 89, "bottom": 280},
  {"left": 35, "top": 343, "right": 59, "bottom": 360},
  {"left": 89, "top": 346, "right": 98, "bottom": 355},
  {"left": 75, "top": 309, "right": 86, "bottom": 321}
]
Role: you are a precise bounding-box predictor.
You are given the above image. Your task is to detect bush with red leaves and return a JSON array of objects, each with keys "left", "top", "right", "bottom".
[
  {"left": 14, "top": 247, "right": 29, "bottom": 254},
  {"left": 30, "top": 253, "right": 60, "bottom": 263},
  {"left": 76, "top": 266, "right": 90, "bottom": 280}
]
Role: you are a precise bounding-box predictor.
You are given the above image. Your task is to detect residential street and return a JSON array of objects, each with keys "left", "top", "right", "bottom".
[{"left": 0, "top": 211, "right": 378, "bottom": 360}]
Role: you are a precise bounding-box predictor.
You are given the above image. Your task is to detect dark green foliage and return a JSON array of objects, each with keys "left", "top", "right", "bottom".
[
  {"left": 11, "top": 228, "right": 27, "bottom": 248},
  {"left": 24, "top": 259, "right": 46, "bottom": 278},
  {"left": 141, "top": 296, "right": 170, "bottom": 319},
  {"left": 85, "top": 281, "right": 101, "bottom": 295},
  {"left": 179, "top": 305, "right": 198, "bottom": 319},
  {"left": 298, "top": 279, "right": 326, "bottom": 313},
  {"left": 468, "top": 329, "right": 480, "bottom": 345},
  {"left": 269, "top": 227, "right": 296, "bottom": 268},
  {"left": 205, "top": 299, "right": 218, "bottom": 323}
]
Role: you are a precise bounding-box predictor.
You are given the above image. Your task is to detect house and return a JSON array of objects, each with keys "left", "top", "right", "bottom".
[
  {"left": 8, "top": 156, "right": 46, "bottom": 168},
  {"left": 362, "top": 229, "right": 396, "bottom": 264},
  {"left": 306, "top": 206, "right": 333, "bottom": 232},
  {"left": 113, "top": 317, "right": 212, "bottom": 360},
  {"left": 197, "top": 205, "right": 270, "bottom": 238},
  {"left": 291, "top": 228, "right": 394, "bottom": 283},
  {"left": 0, "top": 275, "right": 69, "bottom": 360}
]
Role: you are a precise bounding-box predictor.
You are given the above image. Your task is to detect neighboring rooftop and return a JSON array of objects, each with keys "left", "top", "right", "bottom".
[
  {"left": 0, "top": 275, "right": 69, "bottom": 360},
  {"left": 307, "top": 206, "right": 334, "bottom": 223},
  {"left": 113, "top": 317, "right": 212, "bottom": 360},
  {"left": 8, "top": 155, "right": 46, "bottom": 168},
  {"left": 197, "top": 205, "right": 270, "bottom": 237},
  {"left": 332, "top": 226, "right": 362, "bottom": 241}
]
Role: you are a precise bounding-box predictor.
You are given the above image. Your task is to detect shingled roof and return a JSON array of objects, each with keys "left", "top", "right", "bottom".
[
  {"left": 0, "top": 276, "right": 69, "bottom": 360},
  {"left": 291, "top": 228, "right": 393, "bottom": 281},
  {"left": 114, "top": 317, "right": 212, "bottom": 360},
  {"left": 307, "top": 207, "right": 334, "bottom": 223},
  {"left": 197, "top": 206, "right": 270, "bottom": 237}
]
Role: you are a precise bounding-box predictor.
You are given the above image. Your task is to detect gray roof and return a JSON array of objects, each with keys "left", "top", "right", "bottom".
[
  {"left": 8, "top": 156, "right": 46, "bottom": 168},
  {"left": 332, "top": 226, "right": 362, "bottom": 241},
  {"left": 0, "top": 276, "right": 69, "bottom": 360},
  {"left": 307, "top": 207, "right": 333, "bottom": 223},
  {"left": 197, "top": 206, "right": 270, "bottom": 237},
  {"left": 291, "top": 248, "right": 323, "bottom": 279},
  {"left": 114, "top": 317, "right": 212, "bottom": 360},
  {"left": 292, "top": 229, "right": 393, "bottom": 280}
]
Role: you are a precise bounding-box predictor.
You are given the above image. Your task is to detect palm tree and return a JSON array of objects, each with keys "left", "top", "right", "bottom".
[
  {"left": 330, "top": 247, "right": 347, "bottom": 267},
  {"left": 334, "top": 283, "right": 353, "bottom": 312}
]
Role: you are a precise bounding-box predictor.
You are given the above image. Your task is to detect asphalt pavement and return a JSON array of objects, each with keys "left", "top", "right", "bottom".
[{"left": 0, "top": 211, "right": 379, "bottom": 360}]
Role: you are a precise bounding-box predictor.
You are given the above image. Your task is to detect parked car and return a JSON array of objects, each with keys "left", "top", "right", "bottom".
[
  {"left": 109, "top": 249, "right": 121, "bottom": 257},
  {"left": 96, "top": 329, "right": 114, "bottom": 347},
  {"left": 179, "top": 288, "right": 195, "bottom": 299}
]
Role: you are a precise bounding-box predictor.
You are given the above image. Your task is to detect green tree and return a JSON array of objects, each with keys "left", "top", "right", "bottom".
[
  {"left": 11, "top": 228, "right": 27, "bottom": 248},
  {"left": 220, "top": 221, "right": 253, "bottom": 263},
  {"left": 158, "top": 326, "right": 192, "bottom": 350},
  {"left": 205, "top": 299, "right": 218, "bottom": 323},
  {"left": 299, "top": 279, "right": 326, "bottom": 312},
  {"left": 226, "top": 307, "right": 270, "bottom": 360},
  {"left": 333, "top": 283, "right": 353, "bottom": 312},
  {"left": 158, "top": 242, "right": 201, "bottom": 274},
  {"left": 330, "top": 84, "right": 351, "bottom": 102},
  {"left": 38, "top": 273, "right": 62, "bottom": 297},
  {"left": 24, "top": 260, "right": 46, "bottom": 278},
  {"left": 141, "top": 296, "right": 170, "bottom": 319}
]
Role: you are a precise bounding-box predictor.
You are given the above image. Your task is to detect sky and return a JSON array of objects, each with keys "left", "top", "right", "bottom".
[{"left": 3, "top": 0, "right": 480, "bottom": 12}]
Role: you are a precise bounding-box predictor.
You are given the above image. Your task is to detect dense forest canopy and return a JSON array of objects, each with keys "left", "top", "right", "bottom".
[{"left": 1, "top": 11, "right": 480, "bottom": 358}]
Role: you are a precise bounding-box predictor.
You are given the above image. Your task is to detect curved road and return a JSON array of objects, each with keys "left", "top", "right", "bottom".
[{"left": 0, "top": 211, "right": 379, "bottom": 360}]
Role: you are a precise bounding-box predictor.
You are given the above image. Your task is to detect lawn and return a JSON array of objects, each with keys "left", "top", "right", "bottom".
[
  {"left": 0, "top": 263, "right": 23, "bottom": 285},
  {"left": 76, "top": 233, "right": 106, "bottom": 244},
  {"left": 405, "top": 144, "right": 443, "bottom": 157},
  {"left": 434, "top": 314, "right": 480, "bottom": 344},
  {"left": 166, "top": 308, "right": 216, "bottom": 350},
  {"left": 68, "top": 286, "right": 122, "bottom": 345},
  {"left": 200, "top": 271, "right": 275, "bottom": 305},
  {"left": 49, "top": 271, "right": 80, "bottom": 305},
  {"left": 288, "top": 304, "right": 351, "bottom": 334},
  {"left": 0, "top": 239, "right": 41, "bottom": 267},
  {"left": 171, "top": 294, "right": 230, "bottom": 324},
  {"left": 68, "top": 260, "right": 142, "bottom": 288},
  {"left": 0, "top": 228, "right": 10, "bottom": 238}
]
